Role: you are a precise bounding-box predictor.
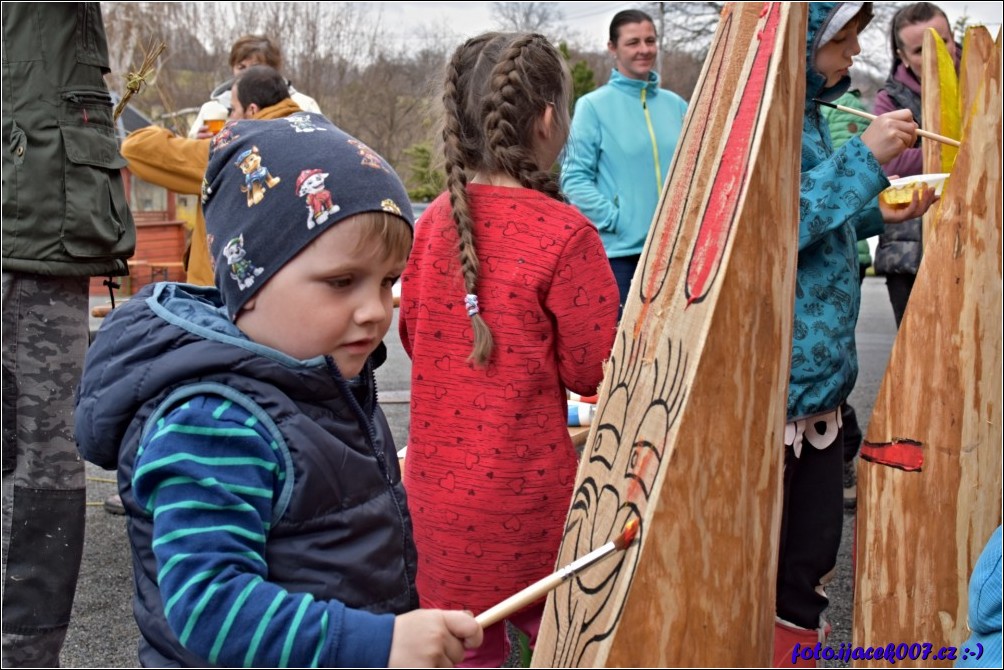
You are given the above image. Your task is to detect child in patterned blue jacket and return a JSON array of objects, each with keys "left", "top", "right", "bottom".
[{"left": 773, "top": 3, "right": 939, "bottom": 665}]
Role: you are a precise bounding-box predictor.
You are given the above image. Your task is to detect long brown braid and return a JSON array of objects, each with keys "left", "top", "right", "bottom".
[{"left": 441, "top": 32, "right": 571, "bottom": 365}]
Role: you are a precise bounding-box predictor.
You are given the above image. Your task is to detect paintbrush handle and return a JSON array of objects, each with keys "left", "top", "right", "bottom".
[
  {"left": 474, "top": 571, "right": 565, "bottom": 628},
  {"left": 825, "top": 102, "right": 878, "bottom": 123},
  {"left": 827, "top": 102, "right": 961, "bottom": 148},
  {"left": 911, "top": 128, "right": 960, "bottom": 147},
  {"left": 474, "top": 542, "right": 617, "bottom": 628}
]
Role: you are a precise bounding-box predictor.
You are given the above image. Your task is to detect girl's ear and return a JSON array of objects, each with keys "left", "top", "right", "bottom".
[
  {"left": 537, "top": 103, "right": 556, "bottom": 140},
  {"left": 532, "top": 103, "right": 564, "bottom": 171}
]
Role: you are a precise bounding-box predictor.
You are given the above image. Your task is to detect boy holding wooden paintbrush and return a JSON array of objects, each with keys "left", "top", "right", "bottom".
[{"left": 75, "top": 115, "right": 482, "bottom": 668}]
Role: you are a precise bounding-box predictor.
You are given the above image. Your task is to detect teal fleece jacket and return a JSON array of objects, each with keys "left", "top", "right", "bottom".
[
  {"left": 789, "top": 2, "right": 888, "bottom": 419},
  {"left": 561, "top": 69, "right": 688, "bottom": 259}
]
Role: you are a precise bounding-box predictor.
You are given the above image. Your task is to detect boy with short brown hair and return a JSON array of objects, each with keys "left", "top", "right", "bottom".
[{"left": 77, "top": 115, "right": 482, "bottom": 667}]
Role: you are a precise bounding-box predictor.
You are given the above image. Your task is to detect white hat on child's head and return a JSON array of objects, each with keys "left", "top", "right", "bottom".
[{"left": 818, "top": 2, "right": 867, "bottom": 48}]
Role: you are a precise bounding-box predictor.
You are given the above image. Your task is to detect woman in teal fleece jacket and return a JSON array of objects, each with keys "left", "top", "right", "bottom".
[
  {"left": 774, "top": 3, "right": 938, "bottom": 665},
  {"left": 560, "top": 9, "right": 688, "bottom": 311}
]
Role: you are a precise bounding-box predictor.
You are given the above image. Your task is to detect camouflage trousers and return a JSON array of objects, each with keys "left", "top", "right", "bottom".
[{"left": 2, "top": 273, "right": 89, "bottom": 668}]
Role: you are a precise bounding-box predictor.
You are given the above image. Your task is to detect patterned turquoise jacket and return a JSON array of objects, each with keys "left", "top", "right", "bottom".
[{"left": 788, "top": 3, "right": 888, "bottom": 419}]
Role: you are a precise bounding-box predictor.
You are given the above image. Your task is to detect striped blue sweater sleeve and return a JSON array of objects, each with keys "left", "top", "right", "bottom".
[{"left": 132, "top": 395, "right": 394, "bottom": 668}]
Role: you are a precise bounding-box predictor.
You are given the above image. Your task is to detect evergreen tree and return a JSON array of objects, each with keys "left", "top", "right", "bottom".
[
  {"left": 558, "top": 42, "right": 596, "bottom": 114},
  {"left": 403, "top": 142, "right": 445, "bottom": 202}
]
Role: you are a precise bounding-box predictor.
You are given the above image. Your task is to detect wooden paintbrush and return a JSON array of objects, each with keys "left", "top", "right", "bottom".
[
  {"left": 814, "top": 98, "right": 961, "bottom": 147},
  {"left": 475, "top": 518, "right": 640, "bottom": 628}
]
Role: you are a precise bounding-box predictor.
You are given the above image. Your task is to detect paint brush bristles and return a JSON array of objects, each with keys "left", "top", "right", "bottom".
[
  {"left": 614, "top": 518, "right": 639, "bottom": 549},
  {"left": 813, "top": 98, "right": 961, "bottom": 148},
  {"left": 475, "top": 519, "right": 640, "bottom": 628}
]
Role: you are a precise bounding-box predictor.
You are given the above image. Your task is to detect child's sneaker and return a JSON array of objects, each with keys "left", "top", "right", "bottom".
[{"left": 104, "top": 492, "right": 125, "bottom": 515}]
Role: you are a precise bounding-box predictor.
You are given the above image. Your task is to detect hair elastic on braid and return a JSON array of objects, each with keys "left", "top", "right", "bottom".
[{"left": 465, "top": 294, "right": 480, "bottom": 317}]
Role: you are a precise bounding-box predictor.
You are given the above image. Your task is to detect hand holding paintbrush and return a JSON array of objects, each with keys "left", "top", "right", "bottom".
[
  {"left": 475, "top": 519, "right": 640, "bottom": 628},
  {"left": 814, "top": 98, "right": 961, "bottom": 148}
]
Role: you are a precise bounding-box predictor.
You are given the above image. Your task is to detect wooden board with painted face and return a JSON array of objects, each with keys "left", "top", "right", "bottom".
[
  {"left": 853, "top": 28, "right": 1002, "bottom": 668},
  {"left": 530, "top": 3, "right": 805, "bottom": 666}
]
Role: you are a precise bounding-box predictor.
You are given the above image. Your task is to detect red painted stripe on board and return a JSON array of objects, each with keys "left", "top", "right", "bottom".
[
  {"left": 860, "top": 439, "right": 924, "bottom": 472},
  {"left": 632, "top": 6, "right": 738, "bottom": 339},
  {"left": 685, "top": 2, "right": 780, "bottom": 305}
]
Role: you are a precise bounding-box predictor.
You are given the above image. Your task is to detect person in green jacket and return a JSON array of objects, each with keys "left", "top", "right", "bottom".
[
  {"left": 821, "top": 88, "right": 875, "bottom": 283},
  {"left": 2, "top": 4, "right": 134, "bottom": 665},
  {"left": 819, "top": 87, "right": 873, "bottom": 511}
]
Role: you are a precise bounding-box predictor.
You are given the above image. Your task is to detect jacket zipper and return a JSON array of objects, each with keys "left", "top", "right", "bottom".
[
  {"left": 325, "top": 357, "right": 386, "bottom": 477},
  {"left": 62, "top": 90, "right": 113, "bottom": 107},
  {"left": 325, "top": 356, "right": 418, "bottom": 604},
  {"left": 641, "top": 88, "right": 663, "bottom": 197}
]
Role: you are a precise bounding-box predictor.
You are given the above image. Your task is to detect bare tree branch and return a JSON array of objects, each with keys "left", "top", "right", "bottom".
[
  {"left": 490, "top": 2, "right": 564, "bottom": 34},
  {"left": 646, "top": 1, "right": 724, "bottom": 59}
]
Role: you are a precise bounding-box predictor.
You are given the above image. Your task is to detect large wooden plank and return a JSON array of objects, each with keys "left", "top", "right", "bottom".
[
  {"left": 852, "top": 30, "right": 1002, "bottom": 667},
  {"left": 531, "top": 3, "right": 804, "bottom": 666},
  {"left": 960, "top": 29, "right": 997, "bottom": 121}
]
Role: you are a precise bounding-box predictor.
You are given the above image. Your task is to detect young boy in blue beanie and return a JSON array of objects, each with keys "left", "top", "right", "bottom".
[{"left": 76, "top": 113, "right": 482, "bottom": 667}]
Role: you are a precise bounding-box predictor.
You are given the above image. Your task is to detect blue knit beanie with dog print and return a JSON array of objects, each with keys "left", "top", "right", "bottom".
[{"left": 202, "top": 112, "right": 414, "bottom": 319}]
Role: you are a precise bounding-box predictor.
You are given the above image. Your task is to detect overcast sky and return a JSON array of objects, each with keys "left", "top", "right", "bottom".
[{"left": 377, "top": 1, "right": 1002, "bottom": 50}]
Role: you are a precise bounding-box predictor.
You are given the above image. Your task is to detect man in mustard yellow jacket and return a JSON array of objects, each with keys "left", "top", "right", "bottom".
[{"left": 122, "top": 66, "right": 302, "bottom": 286}]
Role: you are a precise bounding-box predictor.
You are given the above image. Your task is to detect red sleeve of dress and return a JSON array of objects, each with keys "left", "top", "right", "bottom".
[
  {"left": 544, "top": 222, "right": 619, "bottom": 394},
  {"left": 398, "top": 260, "right": 415, "bottom": 359}
]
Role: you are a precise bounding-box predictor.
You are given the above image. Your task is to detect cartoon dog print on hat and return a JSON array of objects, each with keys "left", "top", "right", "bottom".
[
  {"left": 235, "top": 146, "right": 281, "bottom": 207},
  {"left": 296, "top": 169, "right": 340, "bottom": 229}
]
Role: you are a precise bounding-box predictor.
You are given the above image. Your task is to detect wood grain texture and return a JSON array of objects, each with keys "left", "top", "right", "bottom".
[
  {"left": 852, "top": 30, "right": 1002, "bottom": 668},
  {"left": 530, "top": 3, "right": 805, "bottom": 666},
  {"left": 960, "top": 28, "right": 997, "bottom": 122}
]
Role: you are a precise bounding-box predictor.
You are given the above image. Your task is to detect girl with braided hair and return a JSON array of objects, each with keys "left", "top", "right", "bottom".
[{"left": 399, "top": 32, "right": 619, "bottom": 666}]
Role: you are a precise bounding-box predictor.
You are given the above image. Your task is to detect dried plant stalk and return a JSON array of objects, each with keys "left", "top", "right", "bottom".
[{"left": 113, "top": 41, "right": 167, "bottom": 122}]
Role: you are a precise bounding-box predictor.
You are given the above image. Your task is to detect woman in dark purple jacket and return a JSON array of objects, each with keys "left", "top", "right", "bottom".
[{"left": 871, "top": 2, "right": 957, "bottom": 327}]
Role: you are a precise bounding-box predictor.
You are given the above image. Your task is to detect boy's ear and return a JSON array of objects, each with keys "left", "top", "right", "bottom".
[
  {"left": 247, "top": 103, "right": 261, "bottom": 118},
  {"left": 241, "top": 295, "right": 257, "bottom": 312}
]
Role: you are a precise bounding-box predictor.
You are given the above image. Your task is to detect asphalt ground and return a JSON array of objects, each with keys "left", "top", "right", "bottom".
[{"left": 62, "top": 276, "right": 898, "bottom": 667}]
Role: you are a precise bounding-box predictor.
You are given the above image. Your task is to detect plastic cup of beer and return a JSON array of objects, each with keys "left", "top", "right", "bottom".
[{"left": 204, "top": 109, "right": 228, "bottom": 136}]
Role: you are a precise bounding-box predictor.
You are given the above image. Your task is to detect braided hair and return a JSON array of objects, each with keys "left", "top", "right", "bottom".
[{"left": 441, "top": 32, "right": 571, "bottom": 365}]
